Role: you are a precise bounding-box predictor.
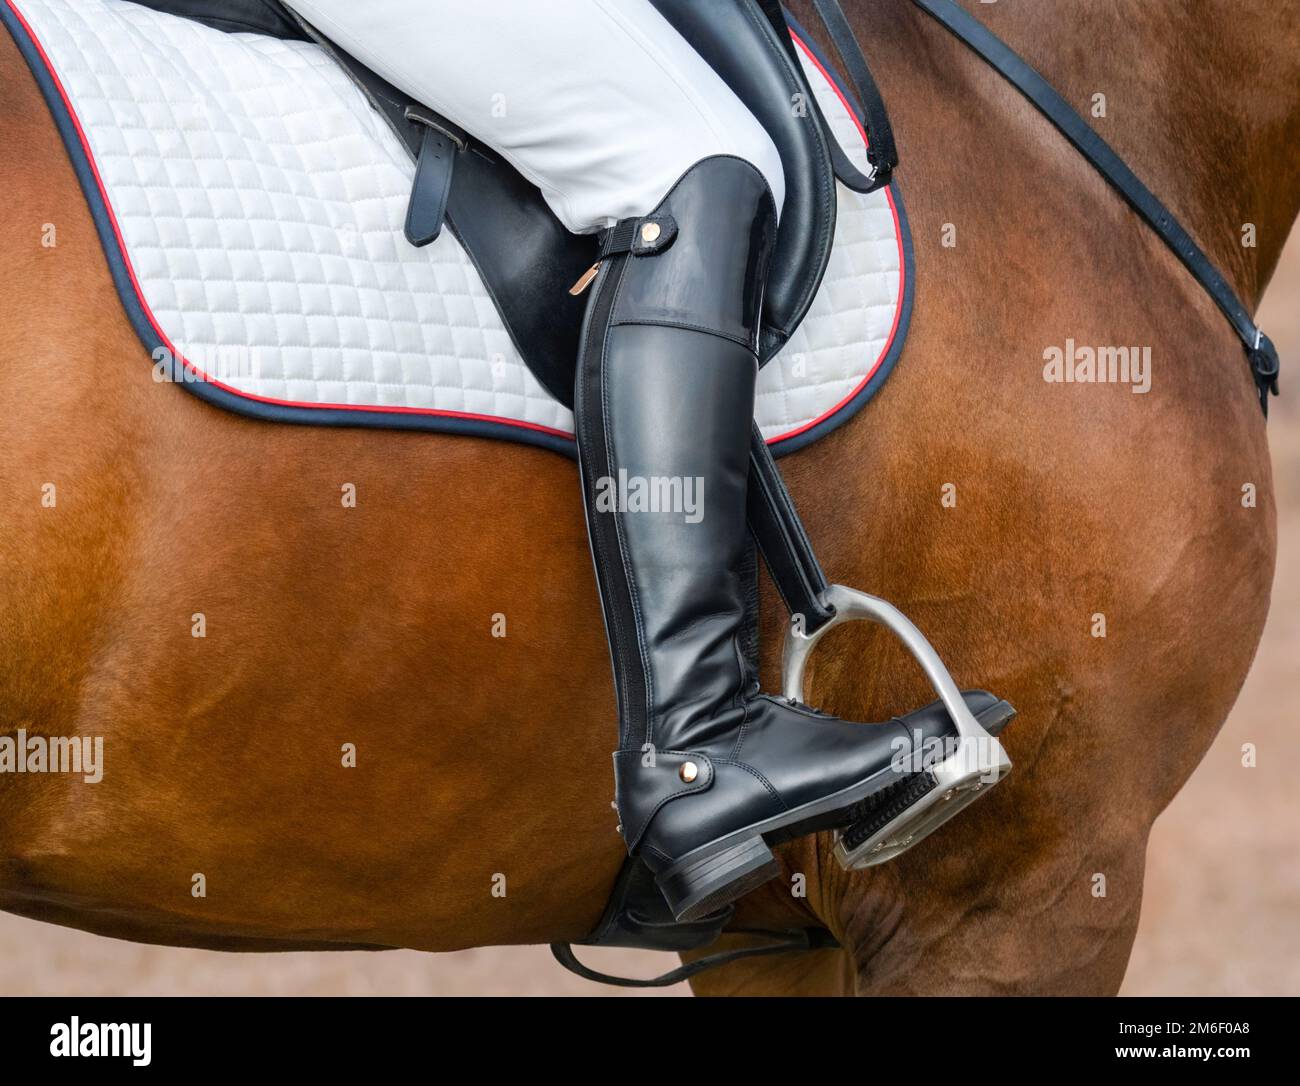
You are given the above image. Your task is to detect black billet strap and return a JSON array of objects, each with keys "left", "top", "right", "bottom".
[
  {"left": 748, "top": 425, "right": 835, "bottom": 634},
  {"left": 911, "top": 0, "right": 1279, "bottom": 415},
  {"left": 551, "top": 926, "right": 839, "bottom": 989}
]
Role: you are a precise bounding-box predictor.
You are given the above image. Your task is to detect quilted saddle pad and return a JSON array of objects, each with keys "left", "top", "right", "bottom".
[{"left": 4, "top": 0, "right": 914, "bottom": 457}]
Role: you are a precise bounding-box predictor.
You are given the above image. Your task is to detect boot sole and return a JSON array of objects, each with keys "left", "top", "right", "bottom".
[{"left": 656, "top": 698, "right": 1017, "bottom": 922}]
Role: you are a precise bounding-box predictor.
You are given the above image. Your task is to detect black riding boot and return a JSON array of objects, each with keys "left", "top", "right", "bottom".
[{"left": 576, "top": 156, "right": 978, "bottom": 921}]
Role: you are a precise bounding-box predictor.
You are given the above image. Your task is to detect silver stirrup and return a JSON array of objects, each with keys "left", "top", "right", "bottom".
[{"left": 780, "top": 584, "right": 1012, "bottom": 870}]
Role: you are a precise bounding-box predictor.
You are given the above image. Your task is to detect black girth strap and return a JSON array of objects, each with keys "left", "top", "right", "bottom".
[{"left": 911, "top": 0, "right": 1280, "bottom": 415}]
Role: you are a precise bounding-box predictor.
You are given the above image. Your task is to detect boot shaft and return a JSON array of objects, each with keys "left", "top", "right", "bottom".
[{"left": 575, "top": 156, "right": 778, "bottom": 756}]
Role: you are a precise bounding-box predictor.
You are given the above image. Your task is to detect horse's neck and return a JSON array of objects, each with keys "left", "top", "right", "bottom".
[{"left": 997, "top": 0, "right": 1300, "bottom": 306}]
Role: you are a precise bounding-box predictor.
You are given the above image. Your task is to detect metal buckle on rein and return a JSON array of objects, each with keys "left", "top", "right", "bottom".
[{"left": 780, "top": 584, "right": 1013, "bottom": 869}]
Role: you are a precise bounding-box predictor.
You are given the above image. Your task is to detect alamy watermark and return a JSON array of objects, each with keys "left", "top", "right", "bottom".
[
  {"left": 0, "top": 728, "right": 103, "bottom": 783},
  {"left": 50, "top": 1017, "right": 150, "bottom": 1066},
  {"left": 890, "top": 729, "right": 1004, "bottom": 784},
  {"left": 594, "top": 470, "right": 704, "bottom": 523},
  {"left": 151, "top": 344, "right": 260, "bottom": 384},
  {"left": 1043, "top": 339, "right": 1151, "bottom": 394}
]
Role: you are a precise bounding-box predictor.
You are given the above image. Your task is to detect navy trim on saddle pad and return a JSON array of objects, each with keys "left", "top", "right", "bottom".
[{"left": 2, "top": 0, "right": 913, "bottom": 460}]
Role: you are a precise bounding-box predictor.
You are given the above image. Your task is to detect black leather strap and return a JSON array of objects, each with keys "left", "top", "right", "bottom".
[
  {"left": 807, "top": 0, "right": 898, "bottom": 191},
  {"left": 754, "top": 0, "right": 895, "bottom": 195},
  {"left": 551, "top": 926, "right": 839, "bottom": 989},
  {"left": 403, "top": 106, "right": 462, "bottom": 247},
  {"left": 747, "top": 425, "right": 836, "bottom": 634},
  {"left": 911, "top": 0, "right": 1279, "bottom": 415}
]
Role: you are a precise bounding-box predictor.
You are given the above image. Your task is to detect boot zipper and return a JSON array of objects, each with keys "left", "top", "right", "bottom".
[
  {"left": 575, "top": 255, "right": 647, "bottom": 752},
  {"left": 569, "top": 261, "right": 601, "bottom": 296}
]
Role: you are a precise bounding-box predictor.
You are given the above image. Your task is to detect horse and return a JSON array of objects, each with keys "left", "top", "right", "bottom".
[{"left": 0, "top": 0, "right": 1294, "bottom": 995}]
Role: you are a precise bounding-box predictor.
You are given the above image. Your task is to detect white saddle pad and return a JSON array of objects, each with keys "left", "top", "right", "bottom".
[{"left": 6, "top": 0, "right": 912, "bottom": 455}]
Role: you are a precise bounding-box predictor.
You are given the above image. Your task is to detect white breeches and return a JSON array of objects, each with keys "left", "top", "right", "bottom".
[{"left": 281, "top": 0, "right": 785, "bottom": 233}]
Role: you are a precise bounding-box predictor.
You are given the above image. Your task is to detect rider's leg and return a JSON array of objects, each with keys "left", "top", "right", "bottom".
[
  {"left": 572, "top": 159, "right": 992, "bottom": 921},
  {"left": 282, "top": 0, "right": 984, "bottom": 921}
]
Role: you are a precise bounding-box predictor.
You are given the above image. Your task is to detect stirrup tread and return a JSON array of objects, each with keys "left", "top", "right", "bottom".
[{"left": 839, "top": 771, "right": 937, "bottom": 851}]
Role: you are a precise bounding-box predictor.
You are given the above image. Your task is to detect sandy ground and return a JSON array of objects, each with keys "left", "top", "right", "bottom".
[{"left": 2, "top": 237, "right": 1296, "bottom": 1001}]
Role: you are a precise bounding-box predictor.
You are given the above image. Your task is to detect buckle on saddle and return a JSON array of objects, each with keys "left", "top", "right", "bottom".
[
  {"left": 780, "top": 584, "right": 1013, "bottom": 869},
  {"left": 403, "top": 105, "right": 467, "bottom": 150},
  {"left": 401, "top": 106, "right": 467, "bottom": 248}
]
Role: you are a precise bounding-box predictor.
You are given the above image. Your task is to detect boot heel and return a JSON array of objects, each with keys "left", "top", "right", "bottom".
[{"left": 655, "top": 835, "right": 780, "bottom": 923}]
